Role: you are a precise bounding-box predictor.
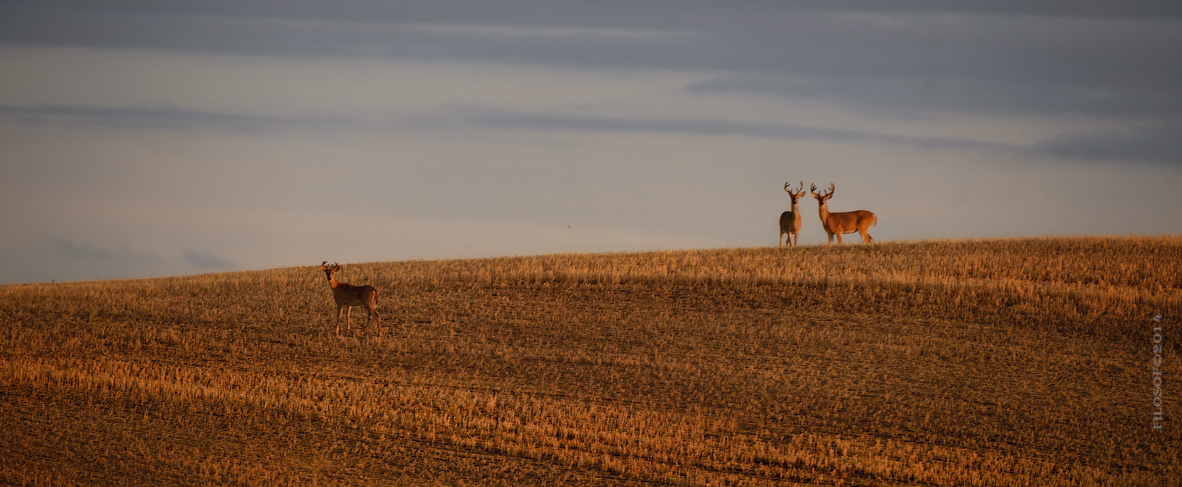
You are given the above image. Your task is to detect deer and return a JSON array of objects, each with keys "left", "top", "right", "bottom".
[
  {"left": 319, "top": 261, "right": 381, "bottom": 337},
  {"left": 810, "top": 183, "right": 877, "bottom": 244},
  {"left": 779, "top": 180, "right": 807, "bottom": 247}
]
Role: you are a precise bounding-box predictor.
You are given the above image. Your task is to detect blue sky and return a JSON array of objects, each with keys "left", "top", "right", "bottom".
[{"left": 2, "top": 1, "right": 1181, "bottom": 284}]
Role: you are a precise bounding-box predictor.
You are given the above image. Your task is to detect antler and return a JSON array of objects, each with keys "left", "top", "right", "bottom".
[
  {"left": 795, "top": 180, "right": 804, "bottom": 193},
  {"left": 784, "top": 181, "right": 792, "bottom": 193},
  {"left": 809, "top": 183, "right": 818, "bottom": 195},
  {"left": 827, "top": 183, "right": 835, "bottom": 197}
]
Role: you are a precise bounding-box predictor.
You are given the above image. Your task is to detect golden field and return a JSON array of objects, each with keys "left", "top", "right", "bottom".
[{"left": 1, "top": 236, "right": 1179, "bottom": 486}]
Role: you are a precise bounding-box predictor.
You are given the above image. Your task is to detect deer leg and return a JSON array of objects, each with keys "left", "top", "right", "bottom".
[
  {"left": 360, "top": 306, "right": 371, "bottom": 336},
  {"left": 346, "top": 306, "right": 353, "bottom": 334},
  {"left": 335, "top": 306, "right": 343, "bottom": 335},
  {"left": 366, "top": 306, "right": 381, "bottom": 338}
]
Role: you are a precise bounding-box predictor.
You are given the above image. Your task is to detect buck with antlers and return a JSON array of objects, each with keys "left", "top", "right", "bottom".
[
  {"left": 319, "top": 262, "right": 381, "bottom": 337},
  {"left": 810, "top": 183, "right": 877, "bottom": 244},
  {"left": 779, "top": 181, "right": 807, "bottom": 247}
]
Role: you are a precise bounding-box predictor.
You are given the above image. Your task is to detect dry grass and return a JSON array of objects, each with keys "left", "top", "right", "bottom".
[{"left": 1, "top": 236, "right": 1179, "bottom": 485}]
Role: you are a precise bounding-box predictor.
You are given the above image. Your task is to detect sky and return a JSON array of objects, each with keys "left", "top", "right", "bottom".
[{"left": 2, "top": 1, "right": 1181, "bottom": 284}]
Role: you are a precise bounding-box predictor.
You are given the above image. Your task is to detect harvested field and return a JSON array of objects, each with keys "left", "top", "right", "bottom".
[{"left": 2, "top": 236, "right": 1179, "bottom": 485}]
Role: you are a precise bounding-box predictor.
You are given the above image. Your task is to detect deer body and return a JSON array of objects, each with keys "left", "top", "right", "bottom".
[
  {"left": 779, "top": 181, "right": 806, "bottom": 247},
  {"left": 811, "top": 184, "right": 876, "bottom": 244},
  {"left": 320, "top": 262, "right": 381, "bottom": 336}
]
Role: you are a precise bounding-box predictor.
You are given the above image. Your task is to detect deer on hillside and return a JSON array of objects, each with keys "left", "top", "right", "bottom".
[
  {"left": 779, "top": 181, "right": 807, "bottom": 247},
  {"left": 810, "top": 183, "right": 877, "bottom": 244},
  {"left": 320, "top": 261, "right": 381, "bottom": 337}
]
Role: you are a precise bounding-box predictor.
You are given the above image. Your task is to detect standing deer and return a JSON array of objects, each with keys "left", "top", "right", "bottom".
[
  {"left": 320, "top": 261, "right": 381, "bottom": 337},
  {"left": 779, "top": 180, "right": 807, "bottom": 247},
  {"left": 810, "top": 183, "right": 877, "bottom": 244}
]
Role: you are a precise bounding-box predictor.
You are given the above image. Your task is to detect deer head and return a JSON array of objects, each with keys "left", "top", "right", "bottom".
[
  {"left": 810, "top": 183, "right": 835, "bottom": 204},
  {"left": 784, "top": 180, "right": 806, "bottom": 204},
  {"left": 320, "top": 261, "right": 342, "bottom": 281}
]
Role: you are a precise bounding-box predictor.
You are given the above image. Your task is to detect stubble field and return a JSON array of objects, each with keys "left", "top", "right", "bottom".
[{"left": 1, "top": 236, "right": 1179, "bottom": 485}]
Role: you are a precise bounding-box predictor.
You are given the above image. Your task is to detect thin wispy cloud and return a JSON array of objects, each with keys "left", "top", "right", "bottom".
[
  {"left": 183, "top": 249, "right": 234, "bottom": 270},
  {"left": 17, "top": 103, "right": 1175, "bottom": 165},
  {"left": 0, "top": 104, "right": 363, "bottom": 134},
  {"left": 1031, "top": 125, "right": 1182, "bottom": 166},
  {"left": 49, "top": 238, "right": 123, "bottom": 262},
  {"left": 422, "top": 106, "right": 1020, "bottom": 152}
]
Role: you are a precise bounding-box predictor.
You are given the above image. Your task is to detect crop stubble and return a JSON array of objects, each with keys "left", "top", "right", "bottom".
[{"left": 1, "top": 236, "right": 1179, "bottom": 485}]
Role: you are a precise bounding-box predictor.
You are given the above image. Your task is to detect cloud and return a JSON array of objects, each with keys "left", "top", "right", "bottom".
[
  {"left": 183, "top": 249, "right": 234, "bottom": 270},
  {"left": 0, "top": 4, "right": 699, "bottom": 61},
  {"left": 420, "top": 106, "right": 1017, "bottom": 150},
  {"left": 4, "top": 2, "right": 1179, "bottom": 127},
  {"left": 30, "top": 238, "right": 164, "bottom": 283},
  {"left": 1032, "top": 125, "right": 1182, "bottom": 165},
  {"left": 0, "top": 102, "right": 998, "bottom": 148},
  {"left": 8, "top": 101, "right": 1178, "bottom": 165},
  {"left": 19, "top": 101, "right": 1178, "bottom": 165},
  {"left": 430, "top": 106, "right": 1182, "bottom": 165},
  {"left": 48, "top": 238, "right": 161, "bottom": 265},
  {"left": 0, "top": 104, "right": 361, "bottom": 133},
  {"left": 50, "top": 238, "right": 118, "bottom": 261},
  {"left": 686, "top": 74, "right": 1182, "bottom": 122}
]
